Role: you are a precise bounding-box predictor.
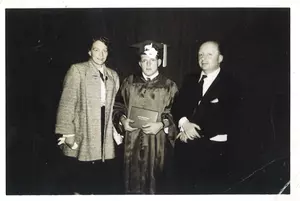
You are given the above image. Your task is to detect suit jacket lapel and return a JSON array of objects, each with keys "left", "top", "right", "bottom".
[{"left": 201, "top": 69, "right": 222, "bottom": 102}]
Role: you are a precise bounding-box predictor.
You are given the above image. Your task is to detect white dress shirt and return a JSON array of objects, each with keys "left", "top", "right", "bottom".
[
  {"left": 200, "top": 67, "right": 220, "bottom": 97},
  {"left": 97, "top": 66, "right": 106, "bottom": 107}
]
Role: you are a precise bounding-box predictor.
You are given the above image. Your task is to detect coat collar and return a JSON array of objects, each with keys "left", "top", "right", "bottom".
[{"left": 87, "top": 60, "right": 114, "bottom": 80}]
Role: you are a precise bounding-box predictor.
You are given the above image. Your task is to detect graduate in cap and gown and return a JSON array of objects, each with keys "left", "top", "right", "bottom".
[{"left": 113, "top": 40, "right": 178, "bottom": 194}]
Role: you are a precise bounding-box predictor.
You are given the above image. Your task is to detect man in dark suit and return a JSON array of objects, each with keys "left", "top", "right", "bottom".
[{"left": 172, "top": 41, "right": 242, "bottom": 194}]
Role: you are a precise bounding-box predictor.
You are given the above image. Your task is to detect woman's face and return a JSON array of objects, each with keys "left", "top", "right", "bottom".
[{"left": 89, "top": 40, "right": 108, "bottom": 65}]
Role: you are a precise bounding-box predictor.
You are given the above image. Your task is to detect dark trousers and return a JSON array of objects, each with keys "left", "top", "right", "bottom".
[
  {"left": 60, "top": 156, "right": 123, "bottom": 194},
  {"left": 175, "top": 138, "right": 230, "bottom": 194},
  {"left": 56, "top": 106, "right": 124, "bottom": 194}
]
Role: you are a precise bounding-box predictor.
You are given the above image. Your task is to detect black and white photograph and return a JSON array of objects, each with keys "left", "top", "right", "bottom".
[{"left": 3, "top": 0, "right": 296, "bottom": 198}]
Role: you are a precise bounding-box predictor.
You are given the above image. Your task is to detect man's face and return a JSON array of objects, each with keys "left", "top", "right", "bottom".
[
  {"left": 88, "top": 40, "right": 108, "bottom": 65},
  {"left": 139, "top": 54, "right": 161, "bottom": 77},
  {"left": 198, "top": 42, "right": 223, "bottom": 73}
]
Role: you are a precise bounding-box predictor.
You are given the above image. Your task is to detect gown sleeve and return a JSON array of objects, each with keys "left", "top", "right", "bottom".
[
  {"left": 112, "top": 75, "right": 132, "bottom": 134},
  {"left": 161, "top": 81, "right": 179, "bottom": 147}
]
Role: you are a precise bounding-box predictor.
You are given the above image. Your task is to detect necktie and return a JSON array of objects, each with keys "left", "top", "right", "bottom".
[
  {"left": 199, "top": 75, "right": 207, "bottom": 99},
  {"left": 99, "top": 71, "right": 105, "bottom": 82},
  {"left": 191, "top": 75, "right": 207, "bottom": 117}
]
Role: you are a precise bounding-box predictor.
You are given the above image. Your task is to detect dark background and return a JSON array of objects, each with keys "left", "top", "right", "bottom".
[{"left": 6, "top": 8, "right": 290, "bottom": 194}]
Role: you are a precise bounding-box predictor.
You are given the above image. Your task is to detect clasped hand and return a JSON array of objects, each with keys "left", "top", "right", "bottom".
[
  {"left": 120, "top": 117, "right": 138, "bottom": 132},
  {"left": 58, "top": 135, "right": 76, "bottom": 149},
  {"left": 121, "top": 117, "right": 163, "bottom": 135},
  {"left": 177, "top": 121, "right": 201, "bottom": 143},
  {"left": 141, "top": 122, "right": 163, "bottom": 135}
]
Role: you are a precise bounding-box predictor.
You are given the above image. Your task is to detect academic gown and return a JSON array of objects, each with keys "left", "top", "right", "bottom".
[{"left": 113, "top": 73, "right": 178, "bottom": 194}]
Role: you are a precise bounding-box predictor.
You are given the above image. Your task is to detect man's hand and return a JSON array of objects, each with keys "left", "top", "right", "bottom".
[
  {"left": 120, "top": 116, "right": 138, "bottom": 132},
  {"left": 141, "top": 122, "right": 163, "bottom": 135},
  {"left": 182, "top": 121, "right": 201, "bottom": 140},
  {"left": 176, "top": 132, "right": 189, "bottom": 143}
]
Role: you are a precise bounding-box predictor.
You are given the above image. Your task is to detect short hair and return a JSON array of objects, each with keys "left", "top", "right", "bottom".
[
  {"left": 199, "top": 40, "right": 223, "bottom": 55},
  {"left": 89, "top": 36, "right": 110, "bottom": 51}
]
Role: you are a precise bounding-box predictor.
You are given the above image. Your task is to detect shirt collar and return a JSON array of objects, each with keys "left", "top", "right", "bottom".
[
  {"left": 142, "top": 71, "right": 159, "bottom": 81},
  {"left": 199, "top": 67, "right": 220, "bottom": 82},
  {"left": 89, "top": 59, "right": 106, "bottom": 74}
]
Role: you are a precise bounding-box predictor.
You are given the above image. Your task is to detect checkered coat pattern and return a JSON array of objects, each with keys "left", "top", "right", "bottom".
[{"left": 55, "top": 60, "right": 119, "bottom": 161}]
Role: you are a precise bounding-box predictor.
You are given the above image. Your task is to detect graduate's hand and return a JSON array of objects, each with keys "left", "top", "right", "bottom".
[
  {"left": 121, "top": 117, "right": 138, "bottom": 132},
  {"left": 142, "top": 122, "right": 163, "bottom": 135},
  {"left": 182, "top": 121, "right": 201, "bottom": 140}
]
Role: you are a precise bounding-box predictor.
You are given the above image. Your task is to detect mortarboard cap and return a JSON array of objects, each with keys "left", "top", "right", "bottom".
[{"left": 131, "top": 40, "right": 168, "bottom": 67}]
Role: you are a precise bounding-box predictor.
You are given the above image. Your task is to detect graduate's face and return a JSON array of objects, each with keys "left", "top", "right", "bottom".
[
  {"left": 139, "top": 54, "right": 162, "bottom": 76},
  {"left": 198, "top": 42, "right": 223, "bottom": 74},
  {"left": 88, "top": 40, "right": 108, "bottom": 65}
]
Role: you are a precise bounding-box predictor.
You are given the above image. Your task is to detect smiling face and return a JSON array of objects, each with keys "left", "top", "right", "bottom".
[
  {"left": 139, "top": 54, "right": 162, "bottom": 77},
  {"left": 88, "top": 40, "right": 108, "bottom": 66},
  {"left": 198, "top": 41, "right": 223, "bottom": 74}
]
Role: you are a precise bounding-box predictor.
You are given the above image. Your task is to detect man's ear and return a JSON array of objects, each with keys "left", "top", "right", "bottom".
[
  {"left": 157, "top": 59, "right": 162, "bottom": 67},
  {"left": 218, "top": 54, "right": 223, "bottom": 63},
  {"left": 138, "top": 61, "right": 142, "bottom": 68},
  {"left": 88, "top": 51, "right": 91, "bottom": 57}
]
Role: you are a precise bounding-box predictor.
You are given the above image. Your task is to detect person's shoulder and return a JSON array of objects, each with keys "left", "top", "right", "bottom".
[
  {"left": 181, "top": 72, "right": 200, "bottom": 85},
  {"left": 159, "top": 74, "right": 177, "bottom": 87},
  {"left": 71, "top": 61, "right": 89, "bottom": 72},
  {"left": 219, "top": 69, "right": 244, "bottom": 95},
  {"left": 64, "top": 62, "right": 87, "bottom": 76},
  {"left": 72, "top": 61, "right": 89, "bottom": 67},
  {"left": 219, "top": 69, "right": 240, "bottom": 84},
  {"left": 122, "top": 74, "right": 136, "bottom": 84},
  {"left": 106, "top": 66, "right": 119, "bottom": 77},
  {"left": 185, "top": 72, "right": 200, "bottom": 80}
]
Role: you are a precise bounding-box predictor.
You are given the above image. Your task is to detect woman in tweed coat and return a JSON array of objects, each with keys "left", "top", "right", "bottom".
[{"left": 55, "top": 38, "right": 122, "bottom": 194}]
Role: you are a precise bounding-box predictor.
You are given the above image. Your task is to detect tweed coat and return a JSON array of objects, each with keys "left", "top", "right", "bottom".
[{"left": 55, "top": 60, "right": 120, "bottom": 161}]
